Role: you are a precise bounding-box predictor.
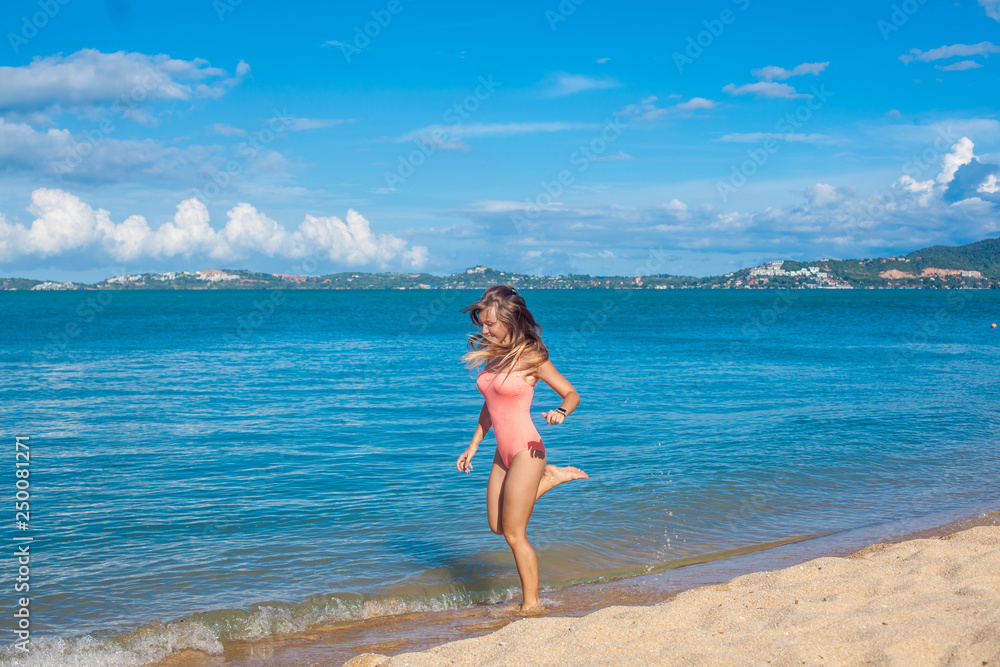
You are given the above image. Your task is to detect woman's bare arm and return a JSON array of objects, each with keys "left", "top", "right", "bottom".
[
  {"left": 473, "top": 401, "right": 492, "bottom": 443},
  {"left": 534, "top": 360, "right": 580, "bottom": 425},
  {"left": 457, "top": 402, "right": 492, "bottom": 473}
]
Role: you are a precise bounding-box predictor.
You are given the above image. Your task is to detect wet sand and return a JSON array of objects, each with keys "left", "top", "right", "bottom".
[
  {"left": 158, "top": 509, "right": 999, "bottom": 666},
  {"left": 347, "top": 520, "right": 1000, "bottom": 666}
]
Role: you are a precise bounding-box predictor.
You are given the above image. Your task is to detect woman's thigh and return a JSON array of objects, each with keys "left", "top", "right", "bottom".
[
  {"left": 501, "top": 449, "right": 547, "bottom": 536},
  {"left": 486, "top": 450, "right": 507, "bottom": 534}
]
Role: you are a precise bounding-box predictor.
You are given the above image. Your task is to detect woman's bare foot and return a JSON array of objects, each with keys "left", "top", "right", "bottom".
[
  {"left": 486, "top": 603, "right": 523, "bottom": 618},
  {"left": 549, "top": 464, "right": 588, "bottom": 483},
  {"left": 519, "top": 600, "right": 545, "bottom": 614},
  {"left": 535, "top": 464, "right": 588, "bottom": 499}
]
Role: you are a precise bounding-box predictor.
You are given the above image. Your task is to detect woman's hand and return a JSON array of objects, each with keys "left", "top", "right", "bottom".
[
  {"left": 457, "top": 446, "right": 477, "bottom": 473},
  {"left": 542, "top": 410, "right": 566, "bottom": 425}
]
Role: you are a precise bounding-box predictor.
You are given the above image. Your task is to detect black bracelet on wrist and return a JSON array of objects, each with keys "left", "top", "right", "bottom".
[{"left": 555, "top": 407, "right": 567, "bottom": 416}]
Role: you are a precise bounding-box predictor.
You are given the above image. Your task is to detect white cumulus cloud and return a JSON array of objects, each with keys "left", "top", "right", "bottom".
[
  {"left": 150, "top": 198, "right": 224, "bottom": 259},
  {"left": 615, "top": 96, "right": 718, "bottom": 122},
  {"left": 896, "top": 175, "right": 936, "bottom": 206},
  {"left": 456, "top": 137, "right": 999, "bottom": 261},
  {"left": 0, "top": 189, "right": 428, "bottom": 270},
  {"left": 221, "top": 203, "right": 294, "bottom": 257},
  {"left": 899, "top": 41, "right": 1000, "bottom": 64},
  {"left": 937, "top": 137, "right": 975, "bottom": 184},
  {"left": 543, "top": 73, "right": 621, "bottom": 97},
  {"left": 722, "top": 82, "right": 811, "bottom": 99},
  {"left": 23, "top": 188, "right": 109, "bottom": 256},
  {"left": 979, "top": 174, "right": 1000, "bottom": 193},
  {"left": 804, "top": 183, "right": 853, "bottom": 207},
  {"left": 674, "top": 97, "right": 717, "bottom": 111},
  {"left": 724, "top": 61, "right": 828, "bottom": 100},
  {"left": 589, "top": 150, "right": 633, "bottom": 162},
  {"left": 750, "top": 62, "right": 829, "bottom": 81},
  {"left": 396, "top": 121, "right": 599, "bottom": 152},
  {"left": 299, "top": 210, "right": 428, "bottom": 266},
  {"left": 0, "top": 118, "right": 218, "bottom": 184},
  {"left": 716, "top": 132, "right": 835, "bottom": 144},
  {"left": 937, "top": 60, "right": 983, "bottom": 71},
  {"left": 0, "top": 48, "right": 249, "bottom": 117},
  {"left": 211, "top": 123, "right": 249, "bottom": 137}
]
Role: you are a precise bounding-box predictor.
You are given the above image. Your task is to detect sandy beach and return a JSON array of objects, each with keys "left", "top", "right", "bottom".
[{"left": 345, "top": 524, "right": 1000, "bottom": 666}]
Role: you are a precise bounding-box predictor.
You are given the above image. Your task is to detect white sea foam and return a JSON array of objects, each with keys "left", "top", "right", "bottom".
[
  {"left": 0, "top": 620, "right": 222, "bottom": 667},
  {"left": 0, "top": 587, "right": 523, "bottom": 666}
]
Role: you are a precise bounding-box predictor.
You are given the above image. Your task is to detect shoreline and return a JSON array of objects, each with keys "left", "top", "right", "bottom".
[
  {"left": 346, "top": 510, "right": 1000, "bottom": 666},
  {"left": 155, "top": 505, "right": 1000, "bottom": 666}
]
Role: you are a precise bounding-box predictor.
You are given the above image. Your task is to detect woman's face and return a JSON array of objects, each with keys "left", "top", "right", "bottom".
[{"left": 480, "top": 307, "right": 508, "bottom": 344}]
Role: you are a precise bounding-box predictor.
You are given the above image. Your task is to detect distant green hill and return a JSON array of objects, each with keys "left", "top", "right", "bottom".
[
  {"left": 0, "top": 278, "right": 42, "bottom": 290},
  {"left": 905, "top": 238, "right": 1000, "bottom": 278},
  {"left": 773, "top": 236, "right": 1000, "bottom": 286},
  {"left": 3, "top": 236, "right": 999, "bottom": 289}
]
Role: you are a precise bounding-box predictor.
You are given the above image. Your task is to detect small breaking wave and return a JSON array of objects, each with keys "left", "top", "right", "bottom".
[{"left": 0, "top": 586, "right": 524, "bottom": 667}]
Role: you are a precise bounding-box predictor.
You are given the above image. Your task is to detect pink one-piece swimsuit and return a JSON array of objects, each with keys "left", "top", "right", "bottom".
[{"left": 477, "top": 355, "right": 545, "bottom": 468}]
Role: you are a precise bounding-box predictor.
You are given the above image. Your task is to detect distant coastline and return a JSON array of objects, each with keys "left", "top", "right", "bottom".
[{"left": 7, "top": 237, "right": 1000, "bottom": 291}]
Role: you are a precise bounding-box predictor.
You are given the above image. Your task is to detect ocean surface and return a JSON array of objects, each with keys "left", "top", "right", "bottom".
[{"left": 1, "top": 288, "right": 998, "bottom": 666}]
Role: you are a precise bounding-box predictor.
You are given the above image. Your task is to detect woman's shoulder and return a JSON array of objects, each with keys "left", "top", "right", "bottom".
[{"left": 521, "top": 343, "right": 548, "bottom": 365}]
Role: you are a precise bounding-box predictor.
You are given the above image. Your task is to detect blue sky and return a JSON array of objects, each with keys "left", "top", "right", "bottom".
[{"left": 1, "top": 0, "right": 999, "bottom": 281}]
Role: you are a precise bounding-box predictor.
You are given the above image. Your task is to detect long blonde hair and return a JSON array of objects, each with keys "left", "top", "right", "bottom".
[{"left": 461, "top": 285, "right": 548, "bottom": 376}]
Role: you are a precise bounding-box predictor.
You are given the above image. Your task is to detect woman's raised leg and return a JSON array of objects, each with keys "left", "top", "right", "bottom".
[
  {"left": 501, "top": 448, "right": 548, "bottom": 612},
  {"left": 535, "top": 464, "right": 589, "bottom": 500},
  {"left": 489, "top": 453, "right": 589, "bottom": 532}
]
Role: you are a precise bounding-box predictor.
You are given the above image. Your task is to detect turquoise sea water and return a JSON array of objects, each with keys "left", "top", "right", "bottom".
[{"left": 1, "top": 289, "right": 998, "bottom": 665}]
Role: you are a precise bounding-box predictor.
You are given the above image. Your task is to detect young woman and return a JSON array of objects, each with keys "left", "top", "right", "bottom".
[{"left": 457, "top": 285, "right": 588, "bottom": 613}]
